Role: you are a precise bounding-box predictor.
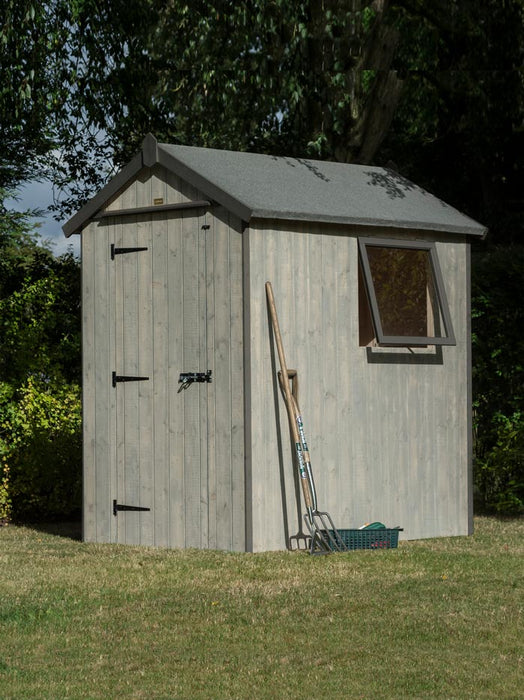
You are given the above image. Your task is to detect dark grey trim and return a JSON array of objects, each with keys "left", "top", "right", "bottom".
[
  {"left": 249, "top": 211, "right": 485, "bottom": 236},
  {"left": 94, "top": 200, "right": 211, "bottom": 220},
  {"left": 62, "top": 150, "right": 144, "bottom": 237},
  {"left": 242, "top": 226, "right": 253, "bottom": 553},
  {"left": 358, "top": 237, "right": 456, "bottom": 347},
  {"left": 141, "top": 132, "right": 158, "bottom": 167},
  {"left": 365, "top": 346, "right": 444, "bottom": 365},
  {"left": 466, "top": 243, "right": 474, "bottom": 533}
]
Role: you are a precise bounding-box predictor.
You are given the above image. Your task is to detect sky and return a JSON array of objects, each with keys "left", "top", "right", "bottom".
[{"left": 6, "top": 179, "right": 81, "bottom": 258}]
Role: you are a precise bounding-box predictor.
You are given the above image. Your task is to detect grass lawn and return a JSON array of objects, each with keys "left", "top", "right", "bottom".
[{"left": 0, "top": 517, "right": 522, "bottom": 699}]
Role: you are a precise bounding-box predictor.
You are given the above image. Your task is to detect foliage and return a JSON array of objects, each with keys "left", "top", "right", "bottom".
[
  {"left": 1, "top": 1, "right": 523, "bottom": 238},
  {"left": 103, "top": 0, "right": 402, "bottom": 165},
  {"left": 472, "top": 247, "right": 524, "bottom": 514},
  {"left": 475, "top": 412, "right": 524, "bottom": 515},
  {"left": 0, "top": 1, "right": 66, "bottom": 189},
  {"left": 0, "top": 377, "right": 82, "bottom": 522},
  {"left": 0, "top": 251, "right": 81, "bottom": 386},
  {"left": 384, "top": 0, "right": 524, "bottom": 244},
  {"left": 1, "top": 1, "right": 405, "bottom": 216},
  {"left": 0, "top": 188, "right": 48, "bottom": 296},
  {"left": 0, "top": 204, "right": 81, "bottom": 523},
  {"left": 0, "top": 457, "right": 11, "bottom": 522}
]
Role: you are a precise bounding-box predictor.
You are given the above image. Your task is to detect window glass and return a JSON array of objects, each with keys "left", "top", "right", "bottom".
[{"left": 358, "top": 238, "right": 455, "bottom": 346}]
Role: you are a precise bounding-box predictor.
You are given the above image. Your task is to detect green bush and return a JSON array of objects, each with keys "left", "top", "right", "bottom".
[
  {"left": 475, "top": 412, "right": 524, "bottom": 514},
  {"left": 0, "top": 377, "right": 81, "bottom": 522},
  {"left": 0, "top": 236, "right": 81, "bottom": 523},
  {"left": 0, "top": 458, "right": 11, "bottom": 523},
  {"left": 472, "top": 246, "right": 524, "bottom": 515}
]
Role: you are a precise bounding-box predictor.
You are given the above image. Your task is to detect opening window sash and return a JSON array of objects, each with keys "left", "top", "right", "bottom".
[{"left": 358, "top": 237, "right": 456, "bottom": 347}]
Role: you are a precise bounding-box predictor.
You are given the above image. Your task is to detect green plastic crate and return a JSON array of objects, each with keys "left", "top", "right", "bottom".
[{"left": 326, "top": 527, "right": 401, "bottom": 550}]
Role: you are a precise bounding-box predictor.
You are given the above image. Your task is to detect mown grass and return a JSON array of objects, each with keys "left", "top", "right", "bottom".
[{"left": 0, "top": 517, "right": 522, "bottom": 699}]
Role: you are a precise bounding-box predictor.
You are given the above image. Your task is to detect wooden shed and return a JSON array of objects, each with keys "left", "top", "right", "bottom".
[{"left": 63, "top": 134, "right": 486, "bottom": 552}]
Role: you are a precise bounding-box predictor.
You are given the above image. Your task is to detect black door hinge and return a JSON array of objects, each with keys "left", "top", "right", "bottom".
[
  {"left": 112, "top": 371, "right": 149, "bottom": 387},
  {"left": 110, "top": 244, "right": 148, "bottom": 260},
  {"left": 113, "top": 500, "right": 150, "bottom": 516}
]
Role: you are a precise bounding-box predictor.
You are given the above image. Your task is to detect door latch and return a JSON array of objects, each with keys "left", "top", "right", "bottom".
[{"left": 178, "top": 370, "right": 212, "bottom": 391}]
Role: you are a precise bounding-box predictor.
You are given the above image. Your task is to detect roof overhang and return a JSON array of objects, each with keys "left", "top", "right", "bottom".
[{"left": 63, "top": 134, "right": 488, "bottom": 239}]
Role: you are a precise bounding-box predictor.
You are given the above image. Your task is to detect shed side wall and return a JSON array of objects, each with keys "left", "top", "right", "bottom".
[{"left": 246, "top": 221, "right": 470, "bottom": 551}]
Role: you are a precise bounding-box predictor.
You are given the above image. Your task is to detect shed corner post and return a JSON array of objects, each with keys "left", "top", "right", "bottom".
[
  {"left": 242, "top": 224, "right": 254, "bottom": 552},
  {"left": 466, "top": 240, "right": 474, "bottom": 535}
]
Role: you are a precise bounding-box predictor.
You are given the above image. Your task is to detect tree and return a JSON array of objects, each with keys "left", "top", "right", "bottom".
[
  {"left": 382, "top": 0, "right": 524, "bottom": 243},
  {"left": 0, "top": 1, "right": 68, "bottom": 189},
  {"left": 471, "top": 247, "right": 524, "bottom": 514},
  {"left": 2, "top": 1, "right": 523, "bottom": 235},
  {"left": 115, "top": 0, "right": 404, "bottom": 165},
  {"left": 2, "top": 1, "right": 407, "bottom": 217}
]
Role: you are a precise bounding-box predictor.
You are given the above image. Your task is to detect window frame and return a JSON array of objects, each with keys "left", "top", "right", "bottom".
[{"left": 358, "top": 237, "right": 456, "bottom": 347}]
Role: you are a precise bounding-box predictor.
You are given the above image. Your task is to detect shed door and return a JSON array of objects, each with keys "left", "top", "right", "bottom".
[{"left": 112, "top": 211, "right": 210, "bottom": 547}]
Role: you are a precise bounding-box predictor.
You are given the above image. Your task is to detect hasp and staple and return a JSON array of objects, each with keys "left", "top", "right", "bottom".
[{"left": 178, "top": 370, "right": 212, "bottom": 386}]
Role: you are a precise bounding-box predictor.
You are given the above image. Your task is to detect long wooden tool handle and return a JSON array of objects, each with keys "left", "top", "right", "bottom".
[
  {"left": 265, "top": 282, "right": 292, "bottom": 399},
  {"left": 266, "top": 281, "right": 314, "bottom": 510}
]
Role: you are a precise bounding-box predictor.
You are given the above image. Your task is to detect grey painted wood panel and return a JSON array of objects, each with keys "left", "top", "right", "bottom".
[
  {"left": 151, "top": 212, "right": 170, "bottom": 548},
  {"left": 81, "top": 228, "right": 96, "bottom": 542},
  {"left": 136, "top": 215, "right": 154, "bottom": 545},
  {"left": 137, "top": 163, "right": 156, "bottom": 545},
  {"left": 104, "top": 164, "right": 202, "bottom": 212},
  {"left": 82, "top": 219, "right": 115, "bottom": 543},
  {"left": 166, "top": 211, "right": 186, "bottom": 548},
  {"left": 83, "top": 167, "right": 245, "bottom": 551},
  {"left": 198, "top": 214, "right": 210, "bottom": 548},
  {"left": 213, "top": 213, "right": 233, "bottom": 550},
  {"left": 118, "top": 220, "right": 140, "bottom": 544},
  {"left": 181, "top": 209, "right": 204, "bottom": 548},
  {"left": 246, "top": 221, "right": 471, "bottom": 551},
  {"left": 93, "top": 222, "right": 113, "bottom": 542},
  {"left": 228, "top": 213, "right": 246, "bottom": 552},
  {"left": 205, "top": 215, "right": 217, "bottom": 550}
]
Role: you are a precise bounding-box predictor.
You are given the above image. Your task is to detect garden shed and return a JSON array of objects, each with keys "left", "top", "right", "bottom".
[{"left": 64, "top": 134, "right": 486, "bottom": 552}]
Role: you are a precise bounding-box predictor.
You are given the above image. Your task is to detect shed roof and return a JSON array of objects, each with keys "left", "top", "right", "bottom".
[{"left": 63, "top": 134, "right": 487, "bottom": 238}]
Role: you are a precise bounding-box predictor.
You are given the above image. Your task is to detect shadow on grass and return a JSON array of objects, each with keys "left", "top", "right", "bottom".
[{"left": 14, "top": 519, "right": 82, "bottom": 541}]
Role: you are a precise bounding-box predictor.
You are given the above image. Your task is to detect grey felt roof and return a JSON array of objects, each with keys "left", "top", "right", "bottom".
[{"left": 63, "top": 134, "right": 487, "bottom": 237}]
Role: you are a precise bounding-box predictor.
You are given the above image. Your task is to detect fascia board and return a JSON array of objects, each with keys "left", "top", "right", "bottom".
[
  {"left": 249, "top": 210, "right": 487, "bottom": 237},
  {"left": 62, "top": 150, "right": 144, "bottom": 237}
]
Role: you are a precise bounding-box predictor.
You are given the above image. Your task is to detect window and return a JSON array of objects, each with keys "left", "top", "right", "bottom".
[{"left": 358, "top": 238, "right": 456, "bottom": 347}]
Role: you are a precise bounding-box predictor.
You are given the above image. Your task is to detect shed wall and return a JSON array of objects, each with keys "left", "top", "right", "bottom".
[
  {"left": 82, "top": 166, "right": 245, "bottom": 550},
  {"left": 245, "top": 220, "right": 471, "bottom": 551}
]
